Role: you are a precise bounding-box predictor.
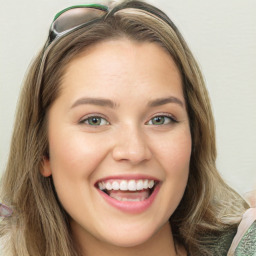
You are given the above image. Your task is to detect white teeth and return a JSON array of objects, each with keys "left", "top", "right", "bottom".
[
  {"left": 98, "top": 179, "right": 156, "bottom": 191},
  {"left": 128, "top": 180, "right": 137, "bottom": 191},
  {"left": 112, "top": 181, "right": 119, "bottom": 190},
  {"left": 148, "top": 180, "right": 154, "bottom": 189},
  {"left": 136, "top": 180, "right": 144, "bottom": 190},
  {"left": 98, "top": 182, "right": 104, "bottom": 190},
  {"left": 109, "top": 195, "right": 146, "bottom": 201},
  {"left": 143, "top": 180, "right": 148, "bottom": 189},
  {"left": 122, "top": 198, "right": 140, "bottom": 202},
  {"left": 120, "top": 180, "right": 128, "bottom": 191},
  {"left": 105, "top": 182, "right": 112, "bottom": 190}
]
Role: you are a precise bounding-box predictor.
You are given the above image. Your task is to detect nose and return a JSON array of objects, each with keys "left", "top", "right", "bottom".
[{"left": 112, "top": 125, "right": 152, "bottom": 165}]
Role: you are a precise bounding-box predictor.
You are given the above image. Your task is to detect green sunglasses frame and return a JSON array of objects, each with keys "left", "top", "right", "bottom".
[{"left": 47, "top": 4, "right": 108, "bottom": 49}]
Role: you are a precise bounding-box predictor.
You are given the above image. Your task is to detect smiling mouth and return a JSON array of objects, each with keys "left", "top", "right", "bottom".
[{"left": 96, "top": 179, "right": 158, "bottom": 202}]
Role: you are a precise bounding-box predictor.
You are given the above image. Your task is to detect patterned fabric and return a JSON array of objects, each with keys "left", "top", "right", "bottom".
[
  {"left": 209, "top": 228, "right": 237, "bottom": 256},
  {"left": 203, "top": 211, "right": 256, "bottom": 256},
  {"left": 234, "top": 221, "right": 256, "bottom": 256}
]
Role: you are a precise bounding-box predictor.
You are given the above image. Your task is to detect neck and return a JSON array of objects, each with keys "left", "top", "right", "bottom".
[{"left": 72, "top": 222, "right": 178, "bottom": 256}]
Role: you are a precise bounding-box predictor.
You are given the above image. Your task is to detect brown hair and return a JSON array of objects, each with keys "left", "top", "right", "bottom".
[{"left": 0, "top": 1, "right": 248, "bottom": 255}]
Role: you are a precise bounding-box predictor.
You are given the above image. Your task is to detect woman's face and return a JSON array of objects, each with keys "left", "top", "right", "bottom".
[{"left": 42, "top": 39, "right": 191, "bottom": 248}]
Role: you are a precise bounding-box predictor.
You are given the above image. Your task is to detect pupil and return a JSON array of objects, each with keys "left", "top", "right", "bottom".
[
  {"left": 90, "top": 117, "right": 100, "bottom": 125},
  {"left": 154, "top": 116, "right": 163, "bottom": 124}
]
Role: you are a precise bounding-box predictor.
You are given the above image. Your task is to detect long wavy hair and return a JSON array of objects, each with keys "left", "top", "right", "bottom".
[{"left": 0, "top": 1, "right": 248, "bottom": 255}]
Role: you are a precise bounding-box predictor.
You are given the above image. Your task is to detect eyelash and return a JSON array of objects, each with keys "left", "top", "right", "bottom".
[
  {"left": 79, "top": 113, "right": 178, "bottom": 126},
  {"left": 146, "top": 114, "right": 178, "bottom": 125},
  {"left": 79, "top": 114, "right": 109, "bottom": 126}
]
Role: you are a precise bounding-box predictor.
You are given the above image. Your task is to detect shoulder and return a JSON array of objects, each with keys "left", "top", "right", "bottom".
[
  {"left": 205, "top": 215, "right": 256, "bottom": 255},
  {"left": 228, "top": 207, "right": 256, "bottom": 256}
]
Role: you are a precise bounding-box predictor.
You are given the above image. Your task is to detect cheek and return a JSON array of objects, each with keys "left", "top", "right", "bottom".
[
  {"left": 155, "top": 129, "right": 191, "bottom": 215},
  {"left": 47, "top": 130, "right": 110, "bottom": 215},
  {"left": 48, "top": 127, "right": 109, "bottom": 181},
  {"left": 156, "top": 129, "right": 192, "bottom": 173}
]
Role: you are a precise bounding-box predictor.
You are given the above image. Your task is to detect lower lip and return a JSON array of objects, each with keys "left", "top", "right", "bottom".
[{"left": 97, "top": 183, "right": 160, "bottom": 214}]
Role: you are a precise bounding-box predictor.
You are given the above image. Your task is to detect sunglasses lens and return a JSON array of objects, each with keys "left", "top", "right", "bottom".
[
  {"left": 53, "top": 8, "right": 107, "bottom": 35},
  {"left": 0, "top": 204, "right": 12, "bottom": 217}
]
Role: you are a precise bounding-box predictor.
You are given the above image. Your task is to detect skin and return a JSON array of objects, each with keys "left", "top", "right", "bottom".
[{"left": 41, "top": 38, "right": 191, "bottom": 256}]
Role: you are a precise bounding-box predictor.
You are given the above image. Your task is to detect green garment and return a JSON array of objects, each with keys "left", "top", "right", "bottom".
[
  {"left": 235, "top": 221, "right": 256, "bottom": 256},
  {"left": 209, "top": 221, "right": 256, "bottom": 256}
]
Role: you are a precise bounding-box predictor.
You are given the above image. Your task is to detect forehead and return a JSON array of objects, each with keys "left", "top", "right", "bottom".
[{"left": 60, "top": 38, "right": 184, "bottom": 102}]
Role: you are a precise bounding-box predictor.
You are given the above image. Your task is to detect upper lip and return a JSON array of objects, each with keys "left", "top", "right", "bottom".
[{"left": 95, "top": 174, "right": 160, "bottom": 186}]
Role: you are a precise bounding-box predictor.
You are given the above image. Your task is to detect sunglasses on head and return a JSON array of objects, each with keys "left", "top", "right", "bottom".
[
  {"left": 47, "top": 4, "right": 108, "bottom": 48},
  {"left": 43, "top": 1, "right": 170, "bottom": 54}
]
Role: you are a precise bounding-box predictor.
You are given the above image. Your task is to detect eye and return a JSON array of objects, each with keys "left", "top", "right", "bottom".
[
  {"left": 80, "top": 116, "right": 110, "bottom": 126},
  {"left": 147, "top": 115, "right": 177, "bottom": 125}
]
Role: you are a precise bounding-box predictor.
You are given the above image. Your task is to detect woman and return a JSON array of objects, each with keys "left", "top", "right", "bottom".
[{"left": 0, "top": 1, "right": 255, "bottom": 255}]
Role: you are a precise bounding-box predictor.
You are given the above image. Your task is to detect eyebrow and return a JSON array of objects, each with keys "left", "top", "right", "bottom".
[
  {"left": 71, "top": 97, "right": 119, "bottom": 109},
  {"left": 71, "top": 96, "right": 184, "bottom": 109},
  {"left": 147, "top": 96, "right": 184, "bottom": 108}
]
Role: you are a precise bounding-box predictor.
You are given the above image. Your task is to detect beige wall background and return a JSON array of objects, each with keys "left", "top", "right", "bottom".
[{"left": 0, "top": 0, "right": 255, "bottom": 197}]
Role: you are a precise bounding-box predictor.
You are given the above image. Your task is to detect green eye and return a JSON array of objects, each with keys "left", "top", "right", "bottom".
[
  {"left": 82, "top": 116, "right": 109, "bottom": 126},
  {"left": 147, "top": 115, "right": 176, "bottom": 125}
]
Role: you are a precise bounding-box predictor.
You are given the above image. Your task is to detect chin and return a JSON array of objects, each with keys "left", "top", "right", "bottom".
[
  {"left": 104, "top": 231, "right": 154, "bottom": 248},
  {"left": 100, "top": 221, "right": 165, "bottom": 248}
]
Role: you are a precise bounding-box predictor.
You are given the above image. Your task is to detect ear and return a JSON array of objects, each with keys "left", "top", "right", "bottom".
[{"left": 40, "top": 156, "right": 52, "bottom": 177}]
